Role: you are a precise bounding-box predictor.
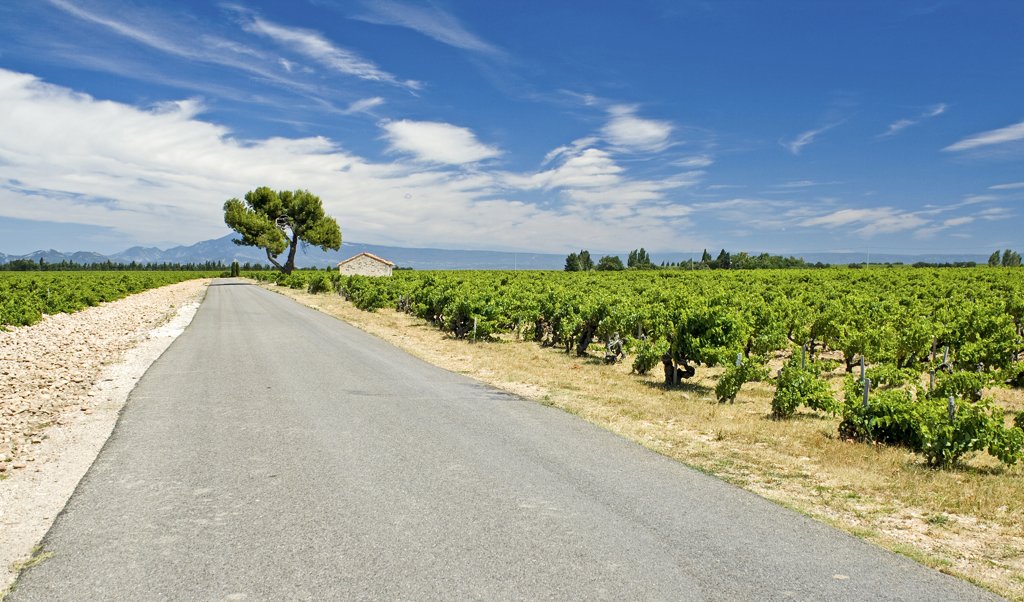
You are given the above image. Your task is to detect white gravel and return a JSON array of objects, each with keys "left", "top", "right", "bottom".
[{"left": 0, "top": 278, "right": 209, "bottom": 594}]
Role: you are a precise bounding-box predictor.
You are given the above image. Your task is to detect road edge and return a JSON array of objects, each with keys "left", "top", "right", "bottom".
[{"left": 0, "top": 285, "right": 208, "bottom": 599}]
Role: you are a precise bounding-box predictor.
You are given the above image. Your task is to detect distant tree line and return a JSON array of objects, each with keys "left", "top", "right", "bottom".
[
  {"left": 0, "top": 258, "right": 275, "bottom": 272},
  {"left": 564, "top": 247, "right": 827, "bottom": 272}
]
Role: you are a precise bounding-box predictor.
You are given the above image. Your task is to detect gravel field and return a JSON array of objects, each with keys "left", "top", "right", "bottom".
[{"left": 0, "top": 278, "right": 209, "bottom": 595}]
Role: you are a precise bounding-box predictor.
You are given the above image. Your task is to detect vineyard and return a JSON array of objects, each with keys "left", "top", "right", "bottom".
[
  {"left": 257, "top": 267, "right": 1024, "bottom": 468},
  {"left": 0, "top": 271, "right": 217, "bottom": 328}
]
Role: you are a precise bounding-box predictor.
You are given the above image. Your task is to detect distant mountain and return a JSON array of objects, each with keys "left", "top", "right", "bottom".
[
  {"left": 0, "top": 237, "right": 992, "bottom": 270},
  {"left": 0, "top": 235, "right": 569, "bottom": 270}
]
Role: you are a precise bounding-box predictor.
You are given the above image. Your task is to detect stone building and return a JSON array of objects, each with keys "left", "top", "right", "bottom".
[{"left": 337, "top": 252, "right": 395, "bottom": 277}]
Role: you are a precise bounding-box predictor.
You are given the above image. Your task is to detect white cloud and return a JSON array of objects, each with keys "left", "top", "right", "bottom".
[
  {"left": 781, "top": 122, "right": 840, "bottom": 155},
  {"left": 381, "top": 120, "right": 501, "bottom": 164},
  {"left": 880, "top": 103, "right": 946, "bottom": 137},
  {"left": 978, "top": 207, "right": 1012, "bottom": 221},
  {"left": 675, "top": 155, "right": 714, "bottom": 168},
  {"left": 914, "top": 215, "right": 975, "bottom": 239},
  {"left": 508, "top": 148, "right": 620, "bottom": 190},
  {"left": 989, "top": 182, "right": 1024, "bottom": 190},
  {"left": 46, "top": 0, "right": 314, "bottom": 96},
  {"left": 541, "top": 137, "right": 600, "bottom": 166},
  {"left": 601, "top": 105, "right": 673, "bottom": 152},
  {"left": 0, "top": 69, "right": 713, "bottom": 254},
  {"left": 241, "top": 15, "right": 420, "bottom": 90},
  {"left": 343, "top": 97, "right": 385, "bottom": 115},
  {"left": 943, "top": 216, "right": 974, "bottom": 227},
  {"left": 962, "top": 194, "right": 999, "bottom": 205},
  {"left": 944, "top": 120, "right": 1024, "bottom": 152},
  {"left": 799, "top": 207, "right": 928, "bottom": 236},
  {"left": 775, "top": 180, "right": 819, "bottom": 188},
  {"left": 354, "top": 0, "right": 502, "bottom": 57}
]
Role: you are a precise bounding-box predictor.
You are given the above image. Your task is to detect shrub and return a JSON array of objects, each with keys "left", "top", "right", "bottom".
[
  {"left": 839, "top": 380, "right": 1024, "bottom": 467},
  {"left": 772, "top": 359, "right": 836, "bottom": 419},
  {"left": 716, "top": 358, "right": 768, "bottom": 403},
  {"left": 307, "top": 274, "right": 331, "bottom": 294},
  {"left": 839, "top": 386, "right": 925, "bottom": 449},
  {"left": 931, "top": 371, "right": 991, "bottom": 402},
  {"left": 628, "top": 336, "right": 668, "bottom": 375},
  {"left": 919, "top": 399, "right": 1023, "bottom": 468}
]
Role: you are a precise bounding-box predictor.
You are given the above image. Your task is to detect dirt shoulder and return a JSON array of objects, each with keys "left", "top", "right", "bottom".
[
  {"left": 268, "top": 284, "right": 1024, "bottom": 601},
  {"left": 0, "top": 279, "right": 209, "bottom": 596}
]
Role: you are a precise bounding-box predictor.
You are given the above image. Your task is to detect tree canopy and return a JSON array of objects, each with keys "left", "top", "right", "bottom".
[
  {"left": 224, "top": 187, "right": 341, "bottom": 274},
  {"left": 596, "top": 255, "right": 625, "bottom": 271}
]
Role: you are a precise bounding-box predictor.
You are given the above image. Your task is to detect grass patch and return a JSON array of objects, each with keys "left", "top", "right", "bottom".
[{"left": 3, "top": 545, "right": 54, "bottom": 601}]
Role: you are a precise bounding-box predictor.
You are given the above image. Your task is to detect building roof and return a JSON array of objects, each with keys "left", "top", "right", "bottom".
[{"left": 337, "top": 252, "right": 395, "bottom": 267}]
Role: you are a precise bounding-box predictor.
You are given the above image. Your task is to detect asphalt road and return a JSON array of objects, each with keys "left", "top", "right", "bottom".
[{"left": 11, "top": 280, "right": 1002, "bottom": 601}]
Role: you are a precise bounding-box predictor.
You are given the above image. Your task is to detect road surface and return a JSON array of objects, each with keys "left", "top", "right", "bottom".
[{"left": 10, "top": 280, "right": 1002, "bottom": 600}]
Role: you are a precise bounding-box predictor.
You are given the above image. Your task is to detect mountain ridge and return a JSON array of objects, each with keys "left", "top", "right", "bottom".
[{"left": 0, "top": 235, "right": 991, "bottom": 270}]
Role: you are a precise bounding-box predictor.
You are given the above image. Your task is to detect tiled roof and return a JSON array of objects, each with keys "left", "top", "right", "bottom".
[{"left": 337, "top": 252, "right": 395, "bottom": 267}]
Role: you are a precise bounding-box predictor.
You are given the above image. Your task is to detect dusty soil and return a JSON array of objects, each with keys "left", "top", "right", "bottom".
[
  {"left": 269, "top": 284, "right": 1024, "bottom": 601},
  {"left": 0, "top": 279, "right": 208, "bottom": 596}
]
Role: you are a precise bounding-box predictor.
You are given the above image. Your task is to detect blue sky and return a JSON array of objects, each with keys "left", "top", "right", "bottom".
[{"left": 0, "top": 0, "right": 1021, "bottom": 256}]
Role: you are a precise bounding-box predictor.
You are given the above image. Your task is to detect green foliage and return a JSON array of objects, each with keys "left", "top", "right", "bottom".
[
  {"left": 564, "top": 252, "right": 580, "bottom": 272},
  {"left": 920, "top": 399, "right": 1022, "bottom": 468},
  {"left": 772, "top": 359, "right": 836, "bottom": 418},
  {"left": 839, "top": 382, "right": 927, "bottom": 449},
  {"left": 930, "top": 371, "right": 991, "bottom": 402},
  {"left": 716, "top": 357, "right": 769, "bottom": 403},
  {"left": 839, "top": 377, "right": 1023, "bottom": 467},
  {"left": 0, "top": 272, "right": 214, "bottom": 327},
  {"left": 269, "top": 266, "right": 1024, "bottom": 469},
  {"left": 223, "top": 187, "right": 341, "bottom": 274},
  {"left": 307, "top": 273, "right": 332, "bottom": 294},
  {"left": 577, "top": 250, "right": 593, "bottom": 271},
  {"left": 627, "top": 248, "right": 653, "bottom": 269},
  {"left": 868, "top": 363, "right": 920, "bottom": 388},
  {"left": 628, "top": 336, "right": 669, "bottom": 375},
  {"left": 671, "top": 307, "right": 744, "bottom": 372},
  {"left": 1002, "top": 249, "right": 1022, "bottom": 268},
  {"left": 596, "top": 255, "right": 625, "bottom": 271}
]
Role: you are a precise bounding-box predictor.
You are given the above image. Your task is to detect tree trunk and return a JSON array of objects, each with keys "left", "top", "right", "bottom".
[
  {"left": 283, "top": 230, "right": 300, "bottom": 274},
  {"left": 265, "top": 248, "right": 284, "bottom": 272}
]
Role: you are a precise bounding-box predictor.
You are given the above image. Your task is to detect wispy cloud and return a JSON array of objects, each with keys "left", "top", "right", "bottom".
[
  {"left": 602, "top": 105, "right": 674, "bottom": 152},
  {"left": 800, "top": 207, "right": 928, "bottom": 236},
  {"left": 353, "top": 0, "right": 503, "bottom": 57},
  {"left": 914, "top": 215, "right": 975, "bottom": 239},
  {"left": 343, "top": 97, "right": 385, "bottom": 115},
  {"left": 44, "top": 0, "right": 341, "bottom": 106},
  {"left": 47, "top": 0, "right": 186, "bottom": 57},
  {"left": 780, "top": 122, "right": 840, "bottom": 155},
  {"left": 880, "top": 103, "right": 946, "bottom": 137},
  {"left": 675, "top": 155, "right": 714, "bottom": 168},
  {"left": 944, "top": 120, "right": 1024, "bottom": 152},
  {"left": 772, "top": 180, "right": 832, "bottom": 189},
  {"left": 381, "top": 119, "right": 501, "bottom": 164},
  {"left": 240, "top": 15, "right": 420, "bottom": 90},
  {"left": 989, "top": 182, "right": 1024, "bottom": 190}
]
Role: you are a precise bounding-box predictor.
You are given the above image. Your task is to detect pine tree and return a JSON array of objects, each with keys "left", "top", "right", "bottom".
[
  {"left": 564, "top": 252, "right": 581, "bottom": 272},
  {"left": 578, "top": 250, "right": 594, "bottom": 271}
]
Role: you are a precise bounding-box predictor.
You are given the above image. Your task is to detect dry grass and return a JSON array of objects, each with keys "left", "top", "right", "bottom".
[{"left": 270, "top": 284, "right": 1024, "bottom": 600}]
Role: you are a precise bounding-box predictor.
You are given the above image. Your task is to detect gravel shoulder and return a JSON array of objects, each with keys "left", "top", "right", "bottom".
[{"left": 0, "top": 279, "right": 209, "bottom": 595}]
